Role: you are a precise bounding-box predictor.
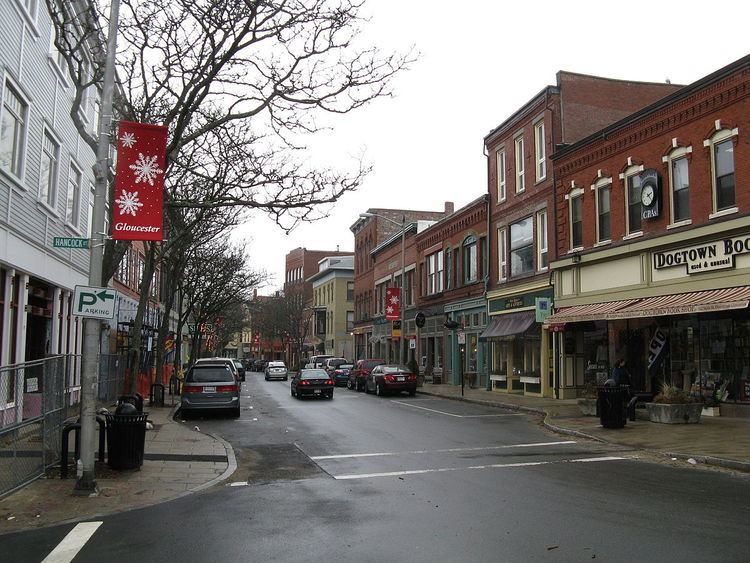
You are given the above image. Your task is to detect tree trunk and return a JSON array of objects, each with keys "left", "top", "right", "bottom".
[
  {"left": 128, "top": 242, "right": 157, "bottom": 394},
  {"left": 154, "top": 262, "right": 177, "bottom": 384}
]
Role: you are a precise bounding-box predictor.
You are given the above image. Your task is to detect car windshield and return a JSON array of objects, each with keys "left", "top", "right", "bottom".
[
  {"left": 328, "top": 359, "right": 347, "bottom": 368},
  {"left": 186, "top": 366, "right": 234, "bottom": 383},
  {"left": 233, "top": 360, "right": 243, "bottom": 368},
  {"left": 382, "top": 366, "right": 411, "bottom": 374},
  {"left": 363, "top": 360, "right": 384, "bottom": 370},
  {"left": 301, "top": 369, "right": 328, "bottom": 379}
]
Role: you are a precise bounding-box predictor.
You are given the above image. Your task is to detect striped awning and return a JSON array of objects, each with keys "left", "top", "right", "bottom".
[{"left": 545, "top": 287, "right": 750, "bottom": 325}]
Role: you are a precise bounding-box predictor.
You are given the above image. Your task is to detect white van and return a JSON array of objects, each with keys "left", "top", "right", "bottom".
[{"left": 309, "top": 355, "right": 333, "bottom": 369}]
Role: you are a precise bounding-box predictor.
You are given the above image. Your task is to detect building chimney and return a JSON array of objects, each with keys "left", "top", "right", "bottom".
[
  {"left": 336, "top": 245, "right": 340, "bottom": 252},
  {"left": 444, "top": 201, "right": 454, "bottom": 215}
]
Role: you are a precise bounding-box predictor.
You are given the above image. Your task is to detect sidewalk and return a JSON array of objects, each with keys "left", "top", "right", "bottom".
[
  {"left": 0, "top": 404, "right": 235, "bottom": 535},
  {"left": 418, "top": 383, "right": 750, "bottom": 472}
]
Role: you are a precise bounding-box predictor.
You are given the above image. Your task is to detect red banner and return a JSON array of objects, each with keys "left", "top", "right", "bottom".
[
  {"left": 385, "top": 287, "right": 401, "bottom": 320},
  {"left": 112, "top": 120, "right": 168, "bottom": 240}
]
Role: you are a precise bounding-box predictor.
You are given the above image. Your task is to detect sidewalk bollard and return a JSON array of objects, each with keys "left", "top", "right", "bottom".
[
  {"left": 149, "top": 383, "right": 165, "bottom": 407},
  {"left": 61, "top": 415, "right": 107, "bottom": 478}
]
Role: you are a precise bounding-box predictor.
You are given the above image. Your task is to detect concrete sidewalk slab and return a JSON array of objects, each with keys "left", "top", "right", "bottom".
[
  {"left": 0, "top": 405, "right": 235, "bottom": 535},
  {"left": 418, "top": 383, "right": 750, "bottom": 472}
]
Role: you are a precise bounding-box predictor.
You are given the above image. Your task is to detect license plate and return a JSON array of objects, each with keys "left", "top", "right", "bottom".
[
  {"left": 203, "top": 386, "right": 216, "bottom": 393},
  {"left": 397, "top": 377, "right": 405, "bottom": 382},
  {"left": 314, "top": 389, "right": 321, "bottom": 394}
]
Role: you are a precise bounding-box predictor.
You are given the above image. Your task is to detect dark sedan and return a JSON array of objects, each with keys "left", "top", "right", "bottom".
[
  {"left": 291, "top": 369, "right": 334, "bottom": 399},
  {"left": 347, "top": 358, "right": 385, "bottom": 391},
  {"left": 332, "top": 364, "right": 353, "bottom": 387},
  {"left": 365, "top": 364, "right": 417, "bottom": 397}
]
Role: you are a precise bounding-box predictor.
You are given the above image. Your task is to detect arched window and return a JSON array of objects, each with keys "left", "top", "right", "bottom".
[{"left": 462, "top": 235, "right": 477, "bottom": 283}]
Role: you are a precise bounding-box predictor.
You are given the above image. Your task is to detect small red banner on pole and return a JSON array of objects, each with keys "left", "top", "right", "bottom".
[
  {"left": 385, "top": 287, "right": 401, "bottom": 320},
  {"left": 112, "top": 120, "right": 168, "bottom": 241}
]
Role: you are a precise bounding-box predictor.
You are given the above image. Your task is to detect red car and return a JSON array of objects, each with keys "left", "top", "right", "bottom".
[
  {"left": 347, "top": 358, "right": 385, "bottom": 392},
  {"left": 365, "top": 364, "right": 417, "bottom": 397}
]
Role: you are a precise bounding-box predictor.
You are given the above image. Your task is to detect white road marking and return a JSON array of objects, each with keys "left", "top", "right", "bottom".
[
  {"left": 42, "top": 521, "right": 102, "bottom": 563},
  {"left": 391, "top": 400, "right": 523, "bottom": 418},
  {"left": 333, "top": 456, "right": 629, "bottom": 480},
  {"left": 310, "top": 440, "right": 577, "bottom": 460},
  {"left": 229, "top": 481, "right": 249, "bottom": 487}
]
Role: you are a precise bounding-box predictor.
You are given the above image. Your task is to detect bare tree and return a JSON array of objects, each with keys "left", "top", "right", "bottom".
[{"left": 250, "top": 287, "right": 313, "bottom": 369}]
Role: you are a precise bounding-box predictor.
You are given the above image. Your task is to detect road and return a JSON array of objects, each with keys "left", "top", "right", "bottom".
[{"left": 4, "top": 373, "right": 750, "bottom": 562}]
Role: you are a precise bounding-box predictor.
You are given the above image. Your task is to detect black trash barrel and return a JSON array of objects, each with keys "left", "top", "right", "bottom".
[
  {"left": 106, "top": 408, "right": 148, "bottom": 470},
  {"left": 597, "top": 386, "right": 627, "bottom": 429}
]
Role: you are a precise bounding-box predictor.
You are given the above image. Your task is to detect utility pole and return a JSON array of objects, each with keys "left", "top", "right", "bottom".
[
  {"left": 76, "top": 0, "right": 120, "bottom": 493},
  {"left": 399, "top": 214, "right": 405, "bottom": 365}
]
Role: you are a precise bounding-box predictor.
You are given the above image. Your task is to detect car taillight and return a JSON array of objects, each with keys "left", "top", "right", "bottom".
[
  {"left": 326, "top": 379, "right": 333, "bottom": 385},
  {"left": 384, "top": 375, "right": 395, "bottom": 382},
  {"left": 182, "top": 385, "right": 201, "bottom": 393},
  {"left": 217, "top": 385, "right": 237, "bottom": 393},
  {"left": 408, "top": 375, "right": 416, "bottom": 381},
  {"left": 299, "top": 380, "right": 310, "bottom": 386}
]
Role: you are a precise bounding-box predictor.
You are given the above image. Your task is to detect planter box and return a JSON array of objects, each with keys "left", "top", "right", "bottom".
[
  {"left": 646, "top": 402, "right": 702, "bottom": 424},
  {"left": 701, "top": 406, "right": 721, "bottom": 417},
  {"left": 577, "top": 398, "right": 598, "bottom": 416}
]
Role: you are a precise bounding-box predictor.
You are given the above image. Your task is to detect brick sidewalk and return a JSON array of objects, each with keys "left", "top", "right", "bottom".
[
  {"left": 0, "top": 405, "right": 235, "bottom": 535},
  {"left": 418, "top": 383, "right": 750, "bottom": 470}
]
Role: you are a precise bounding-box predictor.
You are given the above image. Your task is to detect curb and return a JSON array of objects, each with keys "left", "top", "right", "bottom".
[
  {"left": 417, "top": 389, "right": 750, "bottom": 471},
  {"left": 192, "top": 433, "right": 237, "bottom": 492}
]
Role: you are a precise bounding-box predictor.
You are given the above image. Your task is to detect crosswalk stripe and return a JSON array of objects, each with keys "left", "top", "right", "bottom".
[
  {"left": 332, "top": 456, "right": 629, "bottom": 480},
  {"left": 42, "top": 521, "right": 102, "bottom": 563}
]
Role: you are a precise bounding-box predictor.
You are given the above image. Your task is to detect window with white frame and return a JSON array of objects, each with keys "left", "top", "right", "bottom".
[
  {"left": 39, "top": 129, "right": 60, "bottom": 207},
  {"left": 706, "top": 129, "right": 737, "bottom": 213},
  {"left": 514, "top": 136, "right": 525, "bottom": 193},
  {"left": 624, "top": 167, "right": 643, "bottom": 234},
  {"left": 534, "top": 120, "right": 546, "bottom": 181},
  {"left": 497, "top": 228, "right": 507, "bottom": 281},
  {"left": 666, "top": 148, "right": 691, "bottom": 223},
  {"left": 427, "top": 250, "right": 444, "bottom": 294},
  {"left": 66, "top": 163, "right": 82, "bottom": 227},
  {"left": 496, "top": 149, "right": 506, "bottom": 201},
  {"left": 462, "top": 236, "right": 477, "bottom": 283},
  {"left": 510, "top": 218, "right": 533, "bottom": 276},
  {"left": 49, "top": 26, "right": 67, "bottom": 77},
  {"left": 1, "top": 82, "right": 29, "bottom": 178},
  {"left": 536, "top": 210, "right": 548, "bottom": 270},
  {"left": 595, "top": 181, "right": 611, "bottom": 242},
  {"left": 569, "top": 193, "right": 583, "bottom": 249}
]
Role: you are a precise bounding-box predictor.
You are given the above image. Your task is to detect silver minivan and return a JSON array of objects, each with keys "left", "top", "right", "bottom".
[{"left": 181, "top": 362, "right": 241, "bottom": 418}]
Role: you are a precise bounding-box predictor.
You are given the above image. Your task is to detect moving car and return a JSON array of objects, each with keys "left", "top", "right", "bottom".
[
  {"left": 348, "top": 358, "right": 385, "bottom": 391},
  {"left": 290, "top": 369, "right": 334, "bottom": 399},
  {"left": 365, "top": 364, "right": 417, "bottom": 397},
  {"left": 181, "top": 362, "right": 241, "bottom": 417},
  {"left": 332, "top": 364, "right": 354, "bottom": 387},
  {"left": 195, "top": 357, "right": 241, "bottom": 385},
  {"left": 265, "top": 361, "right": 289, "bottom": 381},
  {"left": 233, "top": 359, "right": 246, "bottom": 381}
]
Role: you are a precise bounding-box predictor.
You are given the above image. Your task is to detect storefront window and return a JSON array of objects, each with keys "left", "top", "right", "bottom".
[
  {"left": 466, "top": 334, "right": 477, "bottom": 372},
  {"left": 582, "top": 321, "right": 609, "bottom": 386},
  {"left": 512, "top": 325, "right": 541, "bottom": 375}
]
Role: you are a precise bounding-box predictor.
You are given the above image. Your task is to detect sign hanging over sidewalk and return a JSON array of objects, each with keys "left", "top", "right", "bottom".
[
  {"left": 112, "top": 120, "right": 168, "bottom": 241},
  {"left": 73, "top": 286, "right": 117, "bottom": 319}
]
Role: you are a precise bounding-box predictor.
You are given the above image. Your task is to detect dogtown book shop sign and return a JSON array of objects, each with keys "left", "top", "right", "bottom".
[{"left": 653, "top": 234, "right": 750, "bottom": 275}]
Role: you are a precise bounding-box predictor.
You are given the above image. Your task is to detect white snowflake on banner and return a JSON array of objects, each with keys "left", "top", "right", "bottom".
[
  {"left": 128, "top": 153, "right": 164, "bottom": 186},
  {"left": 115, "top": 190, "right": 143, "bottom": 216},
  {"left": 389, "top": 294, "right": 400, "bottom": 305},
  {"left": 386, "top": 306, "right": 394, "bottom": 315},
  {"left": 120, "top": 132, "right": 137, "bottom": 148}
]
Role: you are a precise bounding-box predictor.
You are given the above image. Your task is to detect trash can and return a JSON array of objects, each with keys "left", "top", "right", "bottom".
[
  {"left": 106, "top": 403, "right": 148, "bottom": 470},
  {"left": 597, "top": 385, "right": 627, "bottom": 429}
]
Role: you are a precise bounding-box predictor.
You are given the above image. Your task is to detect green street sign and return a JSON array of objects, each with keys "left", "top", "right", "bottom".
[
  {"left": 73, "top": 285, "right": 117, "bottom": 319},
  {"left": 53, "top": 237, "right": 89, "bottom": 249}
]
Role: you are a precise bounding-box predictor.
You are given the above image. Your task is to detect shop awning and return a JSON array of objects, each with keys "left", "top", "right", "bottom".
[
  {"left": 479, "top": 311, "right": 536, "bottom": 340},
  {"left": 546, "top": 286, "right": 750, "bottom": 325}
]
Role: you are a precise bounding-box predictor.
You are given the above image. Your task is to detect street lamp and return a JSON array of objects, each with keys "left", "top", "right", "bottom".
[{"left": 360, "top": 212, "right": 407, "bottom": 365}]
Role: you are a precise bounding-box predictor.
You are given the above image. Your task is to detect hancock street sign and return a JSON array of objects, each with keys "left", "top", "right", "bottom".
[
  {"left": 73, "top": 286, "right": 117, "bottom": 319},
  {"left": 53, "top": 237, "right": 89, "bottom": 249}
]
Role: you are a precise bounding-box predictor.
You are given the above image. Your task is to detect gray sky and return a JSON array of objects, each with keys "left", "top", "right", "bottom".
[{"left": 236, "top": 0, "right": 750, "bottom": 293}]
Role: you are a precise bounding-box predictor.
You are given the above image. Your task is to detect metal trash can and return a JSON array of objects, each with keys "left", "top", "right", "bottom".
[
  {"left": 106, "top": 404, "right": 148, "bottom": 470},
  {"left": 597, "top": 385, "right": 627, "bottom": 429}
]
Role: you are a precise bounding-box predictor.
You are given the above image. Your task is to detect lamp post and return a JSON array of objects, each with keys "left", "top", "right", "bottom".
[{"left": 360, "top": 212, "right": 406, "bottom": 365}]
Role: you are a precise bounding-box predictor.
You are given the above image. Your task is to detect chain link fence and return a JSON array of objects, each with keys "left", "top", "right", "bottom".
[
  {"left": 99, "top": 354, "right": 127, "bottom": 405},
  {"left": 0, "top": 356, "right": 81, "bottom": 498}
]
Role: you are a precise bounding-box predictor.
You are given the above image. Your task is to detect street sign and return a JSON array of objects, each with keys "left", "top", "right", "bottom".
[
  {"left": 73, "top": 286, "right": 117, "bottom": 319},
  {"left": 53, "top": 237, "right": 89, "bottom": 249},
  {"left": 409, "top": 339, "right": 416, "bottom": 349},
  {"left": 414, "top": 311, "right": 426, "bottom": 328},
  {"left": 457, "top": 330, "right": 466, "bottom": 345}
]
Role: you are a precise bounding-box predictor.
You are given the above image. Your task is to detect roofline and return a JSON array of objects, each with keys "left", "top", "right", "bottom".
[
  {"left": 370, "top": 223, "right": 418, "bottom": 257},
  {"left": 306, "top": 267, "right": 355, "bottom": 284},
  {"left": 484, "top": 86, "right": 555, "bottom": 145},
  {"left": 349, "top": 207, "right": 447, "bottom": 232},
  {"left": 556, "top": 69, "right": 685, "bottom": 88},
  {"left": 552, "top": 54, "right": 750, "bottom": 161},
  {"left": 418, "top": 194, "right": 488, "bottom": 236}
]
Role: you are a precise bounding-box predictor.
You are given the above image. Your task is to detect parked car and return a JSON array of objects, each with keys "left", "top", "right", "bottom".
[
  {"left": 309, "top": 354, "right": 333, "bottom": 368},
  {"left": 365, "top": 364, "right": 417, "bottom": 397},
  {"left": 323, "top": 357, "right": 348, "bottom": 375},
  {"left": 348, "top": 358, "right": 385, "bottom": 391},
  {"left": 181, "top": 362, "right": 241, "bottom": 417},
  {"left": 332, "top": 364, "right": 353, "bottom": 387},
  {"left": 265, "top": 361, "right": 289, "bottom": 381},
  {"left": 290, "top": 369, "right": 334, "bottom": 399},
  {"left": 195, "top": 357, "right": 241, "bottom": 385},
  {"left": 253, "top": 359, "right": 268, "bottom": 372},
  {"left": 233, "top": 359, "right": 246, "bottom": 381}
]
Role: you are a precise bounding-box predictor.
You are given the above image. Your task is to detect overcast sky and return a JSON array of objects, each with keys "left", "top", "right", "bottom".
[{"left": 236, "top": 0, "right": 750, "bottom": 294}]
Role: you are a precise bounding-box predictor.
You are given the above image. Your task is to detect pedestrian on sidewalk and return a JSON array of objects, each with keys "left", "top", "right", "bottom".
[{"left": 611, "top": 359, "right": 631, "bottom": 387}]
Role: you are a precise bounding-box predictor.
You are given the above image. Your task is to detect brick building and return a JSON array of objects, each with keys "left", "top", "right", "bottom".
[
  {"left": 350, "top": 203, "right": 454, "bottom": 361},
  {"left": 415, "top": 195, "right": 488, "bottom": 386},
  {"left": 483, "top": 72, "right": 681, "bottom": 397},
  {"left": 546, "top": 55, "right": 750, "bottom": 413}
]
